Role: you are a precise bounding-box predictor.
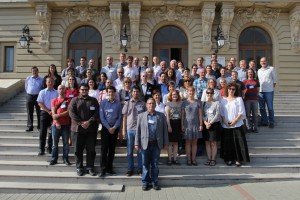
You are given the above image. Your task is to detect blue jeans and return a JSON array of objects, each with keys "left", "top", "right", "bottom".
[
  {"left": 258, "top": 91, "right": 274, "bottom": 124},
  {"left": 51, "top": 124, "right": 70, "bottom": 161},
  {"left": 126, "top": 130, "right": 142, "bottom": 172},
  {"left": 141, "top": 143, "right": 161, "bottom": 186}
]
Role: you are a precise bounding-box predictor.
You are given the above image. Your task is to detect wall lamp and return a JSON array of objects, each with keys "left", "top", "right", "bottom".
[
  {"left": 120, "top": 24, "right": 128, "bottom": 52},
  {"left": 214, "top": 25, "right": 225, "bottom": 54},
  {"left": 19, "top": 25, "right": 33, "bottom": 53}
]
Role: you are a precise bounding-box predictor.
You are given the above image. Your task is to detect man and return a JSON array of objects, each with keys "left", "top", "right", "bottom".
[
  {"left": 249, "top": 60, "right": 258, "bottom": 79},
  {"left": 61, "top": 68, "right": 81, "bottom": 86},
  {"left": 157, "top": 72, "right": 169, "bottom": 98},
  {"left": 69, "top": 83, "right": 99, "bottom": 176},
  {"left": 133, "top": 57, "right": 140, "bottom": 69},
  {"left": 49, "top": 85, "right": 71, "bottom": 165},
  {"left": 155, "top": 60, "right": 167, "bottom": 82},
  {"left": 237, "top": 60, "right": 247, "bottom": 81},
  {"left": 230, "top": 57, "right": 240, "bottom": 71},
  {"left": 139, "top": 56, "right": 152, "bottom": 75},
  {"left": 115, "top": 53, "right": 127, "bottom": 67},
  {"left": 37, "top": 77, "right": 58, "bottom": 155},
  {"left": 211, "top": 60, "right": 221, "bottom": 79},
  {"left": 113, "top": 66, "right": 125, "bottom": 92},
  {"left": 61, "top": 58, "right": 79, "bottom": 78},
  {"left": 230, "top": 71, "right": 245, "bottom": 98},
  {"left": 122, "top": 86, "right": 146, "bottom": 176},
  {"left": 83, "top": 59, "right": 99, "bottom": 81},
  {"left": 211, "top": 53, "right": 222, "bottom": 69},
  {"left": 135, "top": 98, "right": 169, "bottom": 191},
  {"left": 152, "top": 56, "right": 161, "bottom": 80},
  {"left": 138, "top": 71, "right": 154, "bottom": 102},
  {"left": 193, "top": 68, "right": 208, "bottom": 99},
  {"left": 196, "top": 57, "right": 205, "bottom": 71},
  {"left": 258, "top": 57, "right": 277, "bottom": 128},
  {"left": 124, "top": 56, "right": 139, "bottom": 84},
  {"left": 101, "top": 55, "right": 118, "bottom": 81},
  {"left": 76, "top": 56, "right": 87, "bottom": 79},
  {"left": 25, "top": 66, "right": 43, "bottom": 132},
  {"left": 99, "top": 86, "right": 122, "bottom": 177}
]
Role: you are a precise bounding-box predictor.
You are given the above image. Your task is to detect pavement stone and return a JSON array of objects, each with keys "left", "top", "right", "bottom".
[{"left": 3, "top": 181, "right": 300, "bottom": 200}]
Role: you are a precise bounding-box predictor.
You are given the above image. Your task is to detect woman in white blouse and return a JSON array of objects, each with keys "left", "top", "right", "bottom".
[
  {"left": 220, "top": 82, "right": 250, "bottom": 167},
  {"left": 201, "top": 78, "right": 221, "bottom": 102},
  {"left": 87, "top": 79, "right": 99, "bottom": 100},
  {"left": 152, "top": 89, "right": 165, "bottom": 114}
]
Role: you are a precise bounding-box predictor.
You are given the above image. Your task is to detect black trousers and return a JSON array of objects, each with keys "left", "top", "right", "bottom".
[
  {"left": 73, "top": 130, "right": 97, "bottom": 170},
  {"left": 101, "top": 126, "right": 119, "bottom": 170},
  {"left": 39, "top": 111, "right": 52, "bottom": 152},
  {"left": 26, "top": 94, "right": 40, "bottom": 129}
]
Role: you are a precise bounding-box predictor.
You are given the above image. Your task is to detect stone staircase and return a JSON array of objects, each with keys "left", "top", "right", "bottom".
[{"left": 0, "top": 92, "right": 299, "bottom": 192}]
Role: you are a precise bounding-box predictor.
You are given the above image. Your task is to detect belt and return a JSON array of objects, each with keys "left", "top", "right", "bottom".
[{"left": 148, "top": 140, "right": 157, "bottom": 144}]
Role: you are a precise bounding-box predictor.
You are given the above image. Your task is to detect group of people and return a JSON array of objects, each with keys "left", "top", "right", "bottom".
[{"left": 24, "top": 52, "right": 277, "bottom": 191}]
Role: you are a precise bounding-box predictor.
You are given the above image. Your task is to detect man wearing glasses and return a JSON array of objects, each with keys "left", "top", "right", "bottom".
[{"left": 101, "top": 56, "right": 118, "bottom": 81}]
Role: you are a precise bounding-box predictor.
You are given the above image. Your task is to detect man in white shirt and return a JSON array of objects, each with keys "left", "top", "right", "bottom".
[
  {"left": 124, "top": 56, "right": 139, "bottom": 84},
  {"left": 152, "top": 56, "right": 161, "bottom": 79},
  {"left": 237, "top": 60, "right": 247, "bottom": 81},
  {"left": 257, "top": 57, "right": 277, "bottom": 128}
]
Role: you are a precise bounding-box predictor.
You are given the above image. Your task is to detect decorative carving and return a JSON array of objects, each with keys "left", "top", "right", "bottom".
[
  {"left": 129, "top": 2, "right": 141, "bottom": 51},
  {"left": 221, "top": 4, "right": 234, "bottom": 51},
  {"left": 236, "top": 5, "right": 280, "bottom": 24},
  {"left": 110, "top": 2, "right": 122, "bottom": 51},
  {"left": 290, "top": 10, "right": 300, "bottom": 52},
  {"left": 64, "top": 7, "right": 106, "bottom": 23},
  {"left": 201, "top": 3, "right": 215, "bottom": 52},
  {"left": 150, "top": 5, "right": 193, "bottom": 23},
  {"left": 36, "top": 4, "right": 52, "bottom": 52}
]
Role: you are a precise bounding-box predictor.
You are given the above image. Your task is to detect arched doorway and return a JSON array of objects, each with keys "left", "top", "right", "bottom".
[
  {"left": 239, "top": 27, "right": 272, "bottom": 68},
  {"left": 153, "top": 26, "right": 188, "bottom": 66},
  {"left": 68, "top": 25, "right": 102, "bottom": 69}
]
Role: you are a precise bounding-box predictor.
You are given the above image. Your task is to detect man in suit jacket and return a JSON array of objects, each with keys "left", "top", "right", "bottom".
[
  {"left": 138, "top": 71, "right": 154, "bottom": 102},
  {"left": 135, "top": 98, "right": 169, "bottom": 191}
]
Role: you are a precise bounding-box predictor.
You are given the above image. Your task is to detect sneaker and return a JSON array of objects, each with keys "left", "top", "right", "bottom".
[
  {"left": 88, "top": 169, "right": 96, "bottom": 176},
  {"left": 49, "top": 160, "right": 57, "bottom": 165},
  {"left": 63, "top": 159, "right": 71, "bottom": 166},
  {"left": 142, "top": 184, "right": 149, "bottom": 191},
  {"left": 126, "top": 170, "right": 133, "bottom": 177},
  {"left": 269, "top": 123, "right": 274, "bottom": 128},
  {"left": 77, "top": 168, "right": 84, "bottom": 176}
]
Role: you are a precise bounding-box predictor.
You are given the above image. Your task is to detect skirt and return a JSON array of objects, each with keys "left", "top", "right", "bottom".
[
  {"left": 168, "top": 119, "right": 181, "bottom": 143},
  {"left": 220, "top": 125, "right": 250, "bottom": 163},
  {"left": 202, "top": 121, "right": 221, "bottom": 141}
]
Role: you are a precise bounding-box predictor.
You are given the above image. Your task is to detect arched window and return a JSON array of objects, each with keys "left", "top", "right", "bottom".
[
  {"left": 239, "top": 27, "right": 272, "bottom": 68},
  {"left": 68, "top": 26, "right": 102, "bottom": 69},
  {"left": 153, "top": 26, "right": 188, "bottom": 66}
]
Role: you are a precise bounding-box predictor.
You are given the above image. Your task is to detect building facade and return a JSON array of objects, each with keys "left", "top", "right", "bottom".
[{"left": 0, "top": 0, "right": 299, "bottom": 92}]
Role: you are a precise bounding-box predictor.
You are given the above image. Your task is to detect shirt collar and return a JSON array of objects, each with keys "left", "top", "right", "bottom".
[{"left": 146, "top": 110, "right": 156, "bottom": 116}]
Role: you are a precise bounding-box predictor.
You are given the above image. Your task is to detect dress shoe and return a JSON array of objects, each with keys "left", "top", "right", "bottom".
[
  {"left": 63, "top": 159, "right": 71, "bottom": 166},
  {"left": 126, "top": 170, "right": 133, "bottom": 177},
  {"left": 88, "top": 169, "right": 96, "bottom": 176},
  {"left": 49, "top": 160, "right": 57, "bottom": 165},
  {"left": 47, "top": 148, "right": 52, "bottom": 154},
  {"left": 226, "top": 161, "right": 233, "bottom": 166},
  {"left": 98, "top": 170, "right": 106, "bottom": 177},
  {"left": 77, "top": 168, "right": 84, "bottom": 176},
  {"left": 142, "top": 184, "right": 149, "bottom": 191},
  {"left": 137, "top": 169, "right": 142, "bottom": 176},
  {"left": 38, "top": 151, "right": 45, "bottom": 156},
  {"left": 26, "top": 127, "right": 33, "bottom": 132},
  {"left": 153, "top": 184, "right": 161, "bottom": 191},
  {"left": 107, "top": 169, "right": 116, "bottom": 175}
]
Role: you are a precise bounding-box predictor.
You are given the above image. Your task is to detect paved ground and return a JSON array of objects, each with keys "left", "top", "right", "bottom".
[{"left": 1, "top": 180, "right": 300, "bottom": 200}]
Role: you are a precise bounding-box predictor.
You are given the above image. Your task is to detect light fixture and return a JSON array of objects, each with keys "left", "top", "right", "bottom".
[
  {"left": 19, "top": 25, "right": 33, "bottom": 53},
  {"left": 214, "top": 25, "right": 225, "bottom": 54},
  {"left": 120, "top": 24, "right": 128, "bottom": 52}
]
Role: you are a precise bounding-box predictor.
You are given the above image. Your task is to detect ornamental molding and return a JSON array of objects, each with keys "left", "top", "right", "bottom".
[
  {"left": 290, "top": 10, "right": 300, "bottom": 52},
  {"left": 36, "top": 4, "right": 52, "bottom": 52},
  {"left": 150, "top": 5, "right": 193, "bottom": 22},
  {"left": 64, "top": 6, "right": 106, "bottom": 23},
  {"left": 110, "top": 2, "right": 122, "bottom": 51},
  {"left": 221, "top": 4, "right": 234, "bottom": 52},
  {"left": 129, "top": 2, "right": 141, "bottom": 51},
  {"left": 201, "top": 3, "right": 215, "bottom": 52},
  {"left": 235, "top": 5, "right": 280, "bottom": 24}
]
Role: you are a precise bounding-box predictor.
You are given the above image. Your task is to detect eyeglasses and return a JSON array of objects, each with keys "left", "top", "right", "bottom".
[
  {"left": 206, "top": 92, "right": 214, "bottom": 95},
  {"left": 118, "top": 72, "right": 124, "bottom": 74},
  {"left": 228, "top": 88, "right": 236, "bottom": 91},
  {"left": 69, "top": 79, "right": 75, "bottom": 81},
  {"left": 184, "top": 80, "right": 191, "bottom": 82}
]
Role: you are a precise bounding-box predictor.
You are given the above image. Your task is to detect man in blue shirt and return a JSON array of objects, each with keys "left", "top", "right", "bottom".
[
  {"left": 193, "top": 68, "right": 208, "bottom": 99},
  {"left": 99, "top": 86, "right": 122, "bottom": 177},
  {"left": 25, "top": 66, "right": 43, "bottom": 132},
  {"left": 37, "top": 77, "right": 58, "bottom": 155}
]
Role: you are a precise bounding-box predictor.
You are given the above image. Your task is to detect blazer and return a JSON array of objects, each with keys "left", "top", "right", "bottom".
[
  {"left": 138, "top": 82, "right": 154, "bottom": 102},
  {"left": 135, "top": 111, "right": 169, "bottom": 150}
]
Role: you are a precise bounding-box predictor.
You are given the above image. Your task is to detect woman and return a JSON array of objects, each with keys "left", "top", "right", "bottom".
[
  {"left": 66, "top": 75, "right": 79, "bottom": 99},
  {"left": 167, "top": 68, "right": 177, "bottom": 86},
  {"left": 220, "top": 82, "right": 250, "bottom": 166},
  {"left": 243, "top": 69, "right": 260, "bottom": 133},
  {"left": 163, "top": 82, "right": 176, "bottom": 105},
  {"left": 217, "top": 68, "right": 231, "bottom": 89},
  {"left": 119, "top": 77, "right": 132, "bottom": 105},
  {"left": 178, "top": 68, "right": 190, "bottom": 88},
  {"left": 205, "top": 65, "right": 216, "bottom": 80},
  {"left": 81, "top": 69, "right": 93, "bottom": 85},
  {"left": 219, "top": 78, "right": 228, "bottom": 97},
  {"left": 165, "top": 90, "right": 182, "bottom": 165},
  {"left": 190, "top": 64, "right": 199, "bottom": 81},
  {"left": 201, "top": 78, "right": 221, "bottom": 102},
  {"left": 181, "top": 86, "right": 203, "bottom": 166},
  {"left": 146, "top": 68, "right": 157, "bottom": 86},
  {"left": 202, "top": 88, "right": 221, "bottom": 166},
  {"left": 152, "top": 89, "right": 164, "bottom": 114},
  {"left": 87, "top": 78, "right": 99, "bottom": 100},
  {"left": 98, "top": 72, "right": 108, "bottom": 91},
  {"left": 179, "top": 77, "right": 197, "bottom": 101},
  {"left": 43, "top": 64, "right": 62, "bottom": 89},
  {"left": 177, "top": 61, "right": 185, "bottom": 73}
]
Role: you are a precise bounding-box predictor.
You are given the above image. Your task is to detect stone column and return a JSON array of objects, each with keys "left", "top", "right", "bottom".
[
  {"left": 36, "top": 4, "right": 52, "bottom": 52},
  {"left": 220, "top": 3, "right": 234, "bottom": 52},
  {"left": 110, "top": 2, "right": 122, "bottom": 51},
  {"left": 290, "top": 5, "right": 300, "bottom": 52},
  {"left": 201, "top": 2, "right": 215, "bottom": 52},
  {"left": 129, "top": 2, "right": 141, "bottom": 51}
]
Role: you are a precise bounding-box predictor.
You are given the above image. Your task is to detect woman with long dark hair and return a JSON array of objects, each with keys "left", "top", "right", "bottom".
[{"left": 42, "top": 64, "right": 61, "bottom": 89}]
